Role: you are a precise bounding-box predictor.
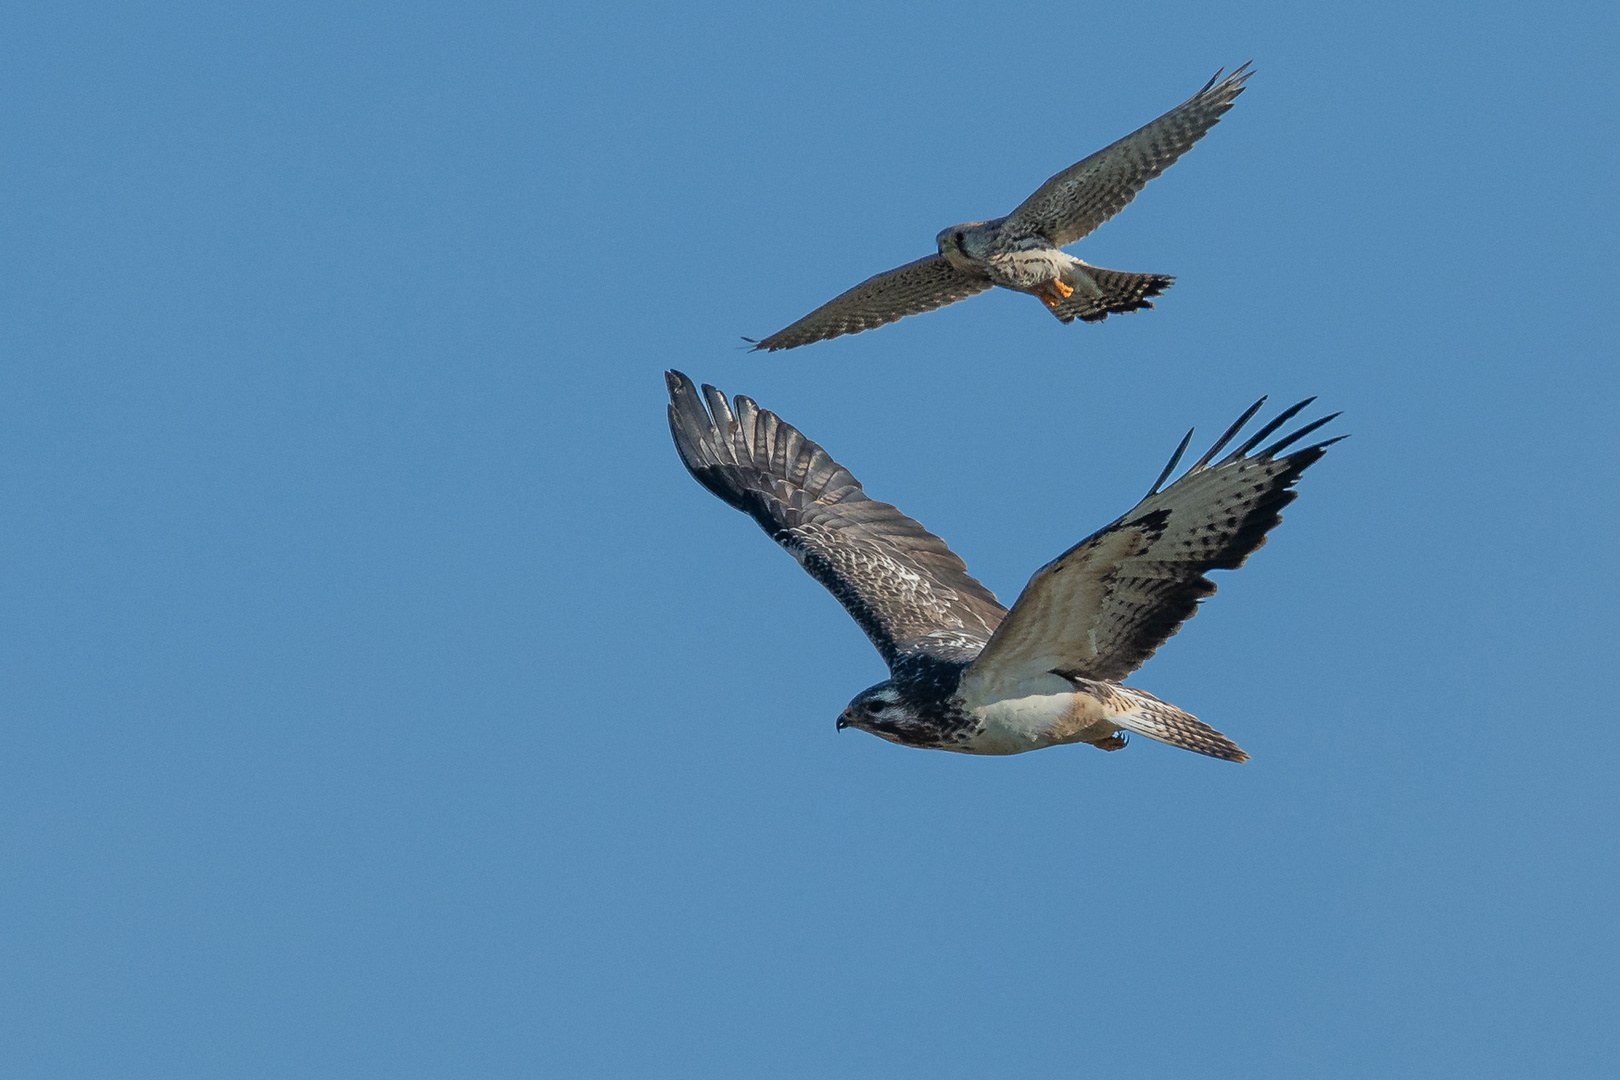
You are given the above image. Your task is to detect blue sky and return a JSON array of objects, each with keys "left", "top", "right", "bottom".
[{"left": 2, "top": 1, "right": 1616, "bottom": 1076}]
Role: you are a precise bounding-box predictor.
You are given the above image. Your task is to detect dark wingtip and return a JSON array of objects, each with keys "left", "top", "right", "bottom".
[
  {"left": 1192, "top": 397, "right": 1267, "bottom": 470},
  {"left": 1225, "top": 396, "right": 1316, "bottom": 463},
  {"left": 1201, "top": 61, "right": 1254, "bottom": 99},
  {"left": 1148, "top": 428, "right": 1196, "bottom": 496},
  {"left": 664, "top": 371, "right": 707, "bottom": 420},
  {"left": 1301, "top": 433, "right": 1350, "bottom": 455},
  {"left": 1259, "top": 411, "right": 1342, "bottom": 459}
]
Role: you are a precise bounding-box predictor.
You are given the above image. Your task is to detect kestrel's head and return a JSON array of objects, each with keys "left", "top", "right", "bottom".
[
  {"left": 837, "top": 681, "right": 922, "bottom": 744},
  {"left": 937, "top": 223, "right": 987, "bottom": 272}
]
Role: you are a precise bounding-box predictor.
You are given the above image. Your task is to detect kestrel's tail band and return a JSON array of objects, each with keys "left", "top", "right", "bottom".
[{"left": 1046, "top": 265, "right": 1175, "bottom": 324}]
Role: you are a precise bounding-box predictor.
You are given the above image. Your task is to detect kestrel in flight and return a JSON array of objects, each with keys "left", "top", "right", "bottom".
[{"left": 748, "top": 65, "right": 1252, "bottom": 351}]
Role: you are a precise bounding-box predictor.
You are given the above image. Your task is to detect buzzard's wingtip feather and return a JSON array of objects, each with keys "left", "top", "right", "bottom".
[
  {"left": 664, "top": 369, "right": 696, "bottom": 398},
  {"left": 1193, "top": 397, "right": 1267, "bottom": 469},
  {"left": 1226, "top": 396, "right": 1317, "bottom": 463},
  {"left": 1148, "top": 429, "right": 1196, "bottom": 496},
  {"left": 1260, "top": 412, "right": 1341, "bottom": 459},
  {"left": 666, "top": 371, "right": 729, "bottom": 475},
  {"left": 1300, "top": 434, "right": 1350, "bottom": 456}
]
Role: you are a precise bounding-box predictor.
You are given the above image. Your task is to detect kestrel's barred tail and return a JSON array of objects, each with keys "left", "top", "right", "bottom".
[{"left": 1049, "top": 265, "right": 1176, "bottom": 324}]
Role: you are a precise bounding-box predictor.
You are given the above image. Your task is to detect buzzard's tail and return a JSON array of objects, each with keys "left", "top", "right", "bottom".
[
  {"left": 1047, "top": 266, "right": 1174, "bottom": 325},
  {"left": 1107, "top": 684, "right": 1248, "bottom": 762}
]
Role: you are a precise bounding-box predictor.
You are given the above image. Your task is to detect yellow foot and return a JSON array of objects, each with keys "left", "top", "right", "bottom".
[
  {"left": 1088, "top": 732, "right": 1128, "bottom": 752},
  {"left": 1038, "top": 279, "right": 1075, "bottom": 310}
]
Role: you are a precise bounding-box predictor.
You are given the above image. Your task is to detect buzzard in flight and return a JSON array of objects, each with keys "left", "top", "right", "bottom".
[
  {"left": 666, "top": 370, "right": 1339, "bottom": 761},
  {"left": 747, "top": 65, "right": 1252, "bottom": 351}
]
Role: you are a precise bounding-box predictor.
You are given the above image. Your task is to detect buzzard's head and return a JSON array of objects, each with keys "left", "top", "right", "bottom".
[{"left": 837, "top": 681, "right": 923, "bottom": 744}]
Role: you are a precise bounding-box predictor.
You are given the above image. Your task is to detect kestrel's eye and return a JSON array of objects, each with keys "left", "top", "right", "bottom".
[{"left": 953, "top": 231, "right": 965, "bottom": 247}]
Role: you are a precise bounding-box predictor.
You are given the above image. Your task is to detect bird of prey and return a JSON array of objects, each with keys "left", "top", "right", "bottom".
[
  {"left": 666, "top": 369, "right": 1339, "bottom": 760},
  {"left": 746, "top": 65, "right": 1252, "bottom": 352}
]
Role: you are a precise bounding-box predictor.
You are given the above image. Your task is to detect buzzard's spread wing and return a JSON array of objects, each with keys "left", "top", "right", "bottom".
[
  {"left": 666, "top": 371, "right": 1006, "bottom": 665},
  {"left": 959, "top": 396, "right": 1339, "bottom": 705},
  {"left": 1004, "top": 65, "right": 1252, "bottom": 248},
  {"left": 748, "top": 254, "right": 990, "bottom": 352}
]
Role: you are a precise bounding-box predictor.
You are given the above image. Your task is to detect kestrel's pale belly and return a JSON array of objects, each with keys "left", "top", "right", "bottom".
[{"left": 985, "top": 248, "right": 1082, "bottom": 292}]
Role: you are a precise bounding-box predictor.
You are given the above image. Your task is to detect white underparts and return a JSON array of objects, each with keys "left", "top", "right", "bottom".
[{"left": 962, "top": 673, "right": 1119, "bottom": 755}]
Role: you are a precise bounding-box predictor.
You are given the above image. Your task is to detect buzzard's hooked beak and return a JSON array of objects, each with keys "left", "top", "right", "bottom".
[{"left": 836, "top": 712, "right": 849, "bottom": 731}]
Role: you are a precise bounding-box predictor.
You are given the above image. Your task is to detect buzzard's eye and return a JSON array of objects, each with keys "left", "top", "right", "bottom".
[{"left": 864, "top": 700, "right": 884, "bottom": 715}]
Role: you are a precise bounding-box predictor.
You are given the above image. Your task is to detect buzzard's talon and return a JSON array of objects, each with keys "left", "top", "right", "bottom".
[{"left": 1089, "top": 733, "right": 1129, "bottom": 752}]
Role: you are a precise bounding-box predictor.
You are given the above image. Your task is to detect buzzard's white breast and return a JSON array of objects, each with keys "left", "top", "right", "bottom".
[{"left": 963, "top": 671, "right": 1108, "bottom": 754}]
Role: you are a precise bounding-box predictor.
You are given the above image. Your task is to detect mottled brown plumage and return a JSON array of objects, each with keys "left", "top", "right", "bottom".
[{"left": 667, "top": 371, "right": 1339, "bottom": 760}]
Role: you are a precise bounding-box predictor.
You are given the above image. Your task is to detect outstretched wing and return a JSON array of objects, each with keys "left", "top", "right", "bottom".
[
  {"left": 666, "top": 371, "right": 1006, "bottom": 665},
  {"left": 748, "top": 254, "right": 991, "bottom": 352},
  {"left": 959, "top": 396, "right": 1340, "bottom": 703},
  {"left": 1004, "top": 64, "right": 1252, "bottom": 248}
]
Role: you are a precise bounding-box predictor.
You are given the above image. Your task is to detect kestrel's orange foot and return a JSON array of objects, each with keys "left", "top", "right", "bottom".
[
  {"left": 1088, "top": 732, "right": 1128, "bottom": 752},
  {"left": 1038, "top": 279, "right": 1075, "bottom": 309}
]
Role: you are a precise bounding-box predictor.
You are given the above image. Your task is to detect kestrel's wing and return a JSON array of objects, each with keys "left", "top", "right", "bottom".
[
  {"left": 666, "top": 371, "right": 1006, "bottom": 666},
  {"left": 958, "top": 396, "right": 1340, "bottom": 705},
  {"left": 1004, "top": 64, "right": 1252, "bottom": 248},
  {"left": 747, "top": 254, "right": 991, "bottom": 352}
]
